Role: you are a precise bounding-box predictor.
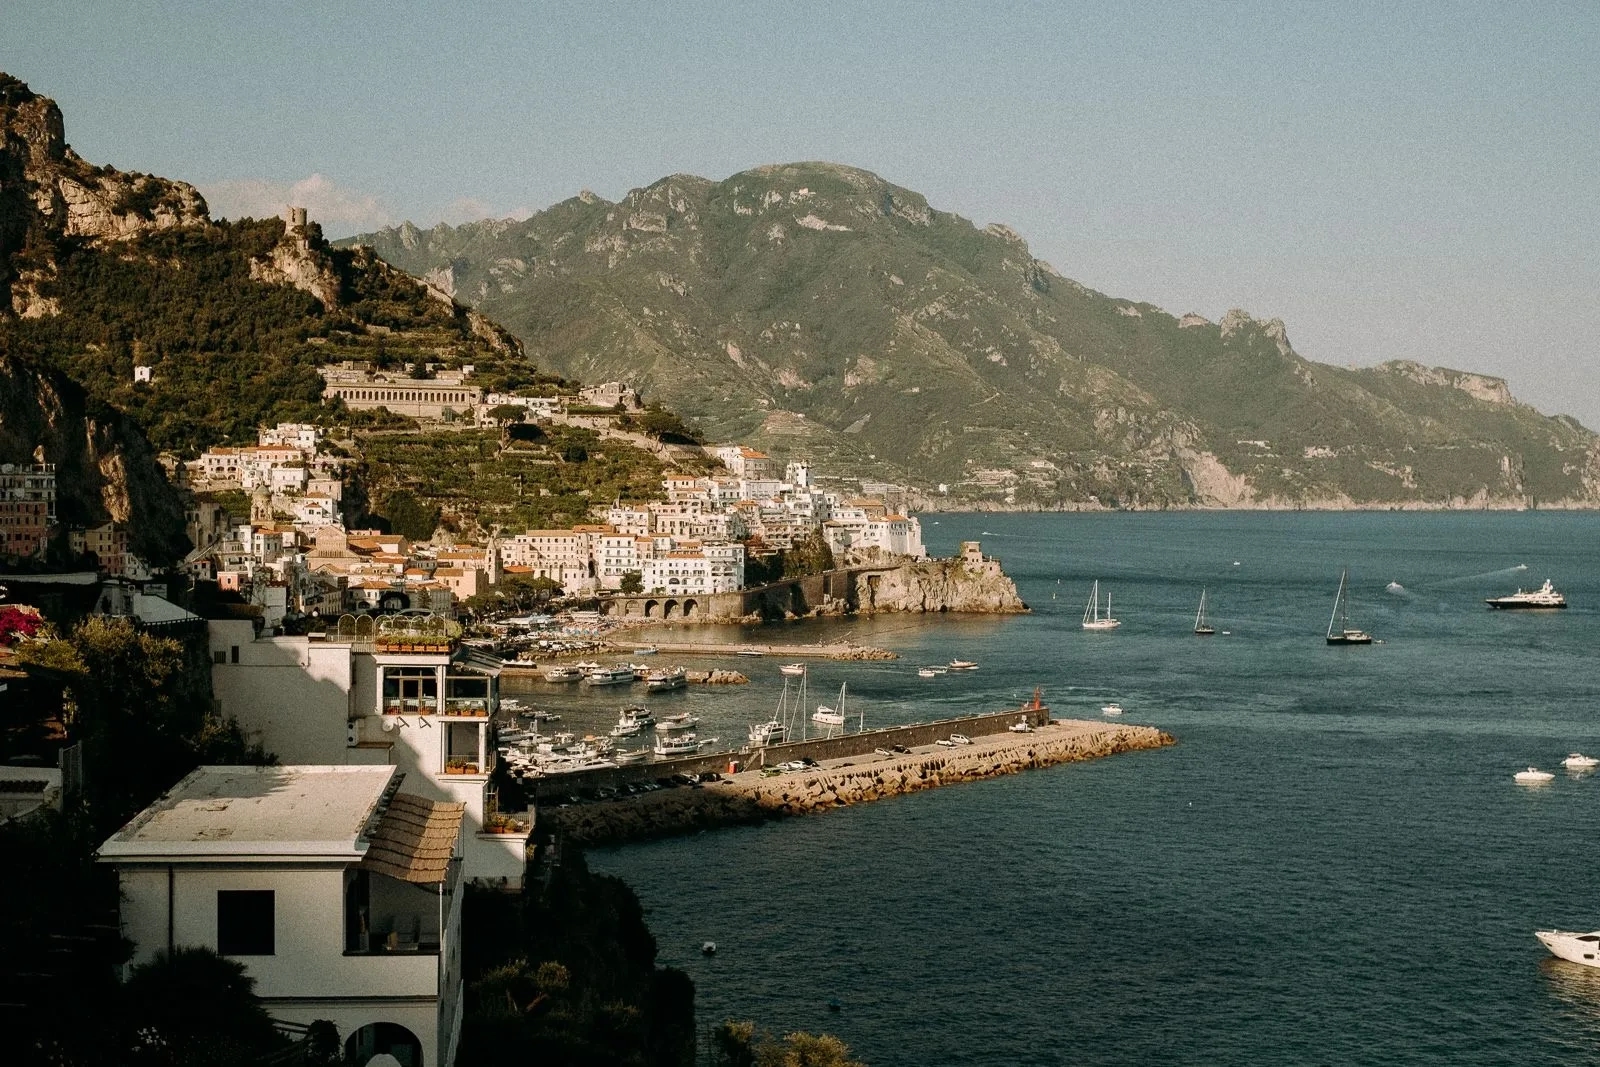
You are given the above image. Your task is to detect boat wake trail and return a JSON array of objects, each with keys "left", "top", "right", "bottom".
[{"left": 1432, "top": 564, "right": 1528, "bottom": 588}]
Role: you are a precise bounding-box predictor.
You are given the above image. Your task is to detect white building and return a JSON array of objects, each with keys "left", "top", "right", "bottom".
[
  {"left": 259, "top": 422, "right": 321, "bottom": 451},
  {"left": 639, "top": 540, "right": 744, "bottom": 595},
  {"left": 207, "top": 618, "right": 529, "bottom": 887},
  {"left": 97, "top": 765, "right": 465, "bottom": 1067}
]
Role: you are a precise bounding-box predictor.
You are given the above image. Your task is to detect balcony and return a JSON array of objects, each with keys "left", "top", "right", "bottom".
[
  {"left": 442, "top": 758, "right": 482, "bottom": 776},
  {"left": 382, "top": 699, "right": 436, "bottom": 716},
  {"left": 442, "top": 698, "right": 489, "bottom": 717}
]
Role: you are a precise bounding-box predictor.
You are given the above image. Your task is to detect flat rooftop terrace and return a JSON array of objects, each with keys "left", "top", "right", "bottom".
[{"left": 98, "top": 765, "right": 397, "bottom": 861}]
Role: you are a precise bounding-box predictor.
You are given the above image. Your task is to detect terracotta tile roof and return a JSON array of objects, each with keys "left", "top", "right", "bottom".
[{"left": 359, "top": 792, "right": 464, "bottom": 884}]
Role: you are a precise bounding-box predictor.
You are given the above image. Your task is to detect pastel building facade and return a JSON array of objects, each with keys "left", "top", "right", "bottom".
[{"left": 97, "top": 765, "right": 465, "bottom": 1067}]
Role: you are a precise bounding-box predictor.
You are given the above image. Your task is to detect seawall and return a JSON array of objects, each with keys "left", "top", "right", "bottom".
[{"left": 543, "top": 719, "right": 1173, "bottom": 845}]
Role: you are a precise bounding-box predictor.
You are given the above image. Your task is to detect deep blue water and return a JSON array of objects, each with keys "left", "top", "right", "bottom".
[{"left": 567, "top": 512, "right": 1600, "bottom": 1064}]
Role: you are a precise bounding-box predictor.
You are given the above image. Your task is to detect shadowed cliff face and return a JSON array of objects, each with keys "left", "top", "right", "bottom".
[{"left": 0, "top": 354, "right": 188, "bottom": 563}]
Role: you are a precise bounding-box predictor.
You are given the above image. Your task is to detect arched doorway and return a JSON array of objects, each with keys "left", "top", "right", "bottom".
[
  {"left": 345, "top": 1021, "right": 423, "bottom": 1066},
  {"left": 683, "top": 598, "right": 698, "bottom": 617}
]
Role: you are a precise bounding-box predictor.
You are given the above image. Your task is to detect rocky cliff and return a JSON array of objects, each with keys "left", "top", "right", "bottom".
[
  {"left": 855, "top": 556, "right": 1028, "bottom": 614},
  {"left": 0, "top": 354, "right": 187, "bottom": 562}
]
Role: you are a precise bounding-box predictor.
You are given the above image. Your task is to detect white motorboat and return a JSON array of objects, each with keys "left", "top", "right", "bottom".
[
  {"left": 947, "top": 660, "right": 977, "bottom": 671},
  {"left": 609, "top": 705, "right": 655, "bottom": 738},
  {"left": 655, "top": 712, "right": 701, "bottom": 732},
  {"left": 645, "top": 666, "right": 688, "bottom": 692},
  {"left": 1101, "top": 702, "right": 1124, "bottom": 716},
  {"left": 1326, "top": 569, "right": 1373, "bottom": 645},
  {"left": 1564, "top": 753, "right": 1600, "bottom": 770},
  {"left": 1486, "top": 579, "right": 1566, "bottom": 610},
  {"left": 1515, "top": 767, "right": 1555, "bottom": 783},
  {"left": 918, "top": 667, "right": 939, "bottom": 678},
  {"left": 633, "top": 645, "right": 659, "bottom": 655},
  {"left": 543, "top": 665, "right": 582, "bottom": 682},
  {"left": 653, "top": 732, "right": 705, "bottom": 756},
  {"left": 812, "top": 682, "right": 848, "bottom": 727},
  {"left": 747, "top": 719, "right": 787, "bottom": 745},
  {"left": 779, "top": 662, "right": 807, "bottom": 676},
  {"left": 1082, "top": 580, "right": 1120, "bottom": 631},
  {"left": 1536, "top": 929, "right": 1600, "bottom": 967},
  {"left": 585, "top": 664, "right": 636, "bottom": 686}
]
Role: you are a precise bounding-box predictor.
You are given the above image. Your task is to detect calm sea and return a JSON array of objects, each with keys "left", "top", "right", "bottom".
[{"left": 532, "top": 512, "right": 1600, "bottom": 1065}]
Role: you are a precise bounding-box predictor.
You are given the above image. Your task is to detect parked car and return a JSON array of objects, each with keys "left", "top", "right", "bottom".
[
  {"left": 892, "top": 744, "right": 911, "bottom": 754},
  {"left": 950, "top": 733, "right": 973, "bottom": 745},
  {"left": 935, "top": 739, "right": 956, "bottom": 747}
]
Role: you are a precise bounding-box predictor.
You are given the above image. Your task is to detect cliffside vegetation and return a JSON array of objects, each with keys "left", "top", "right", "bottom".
[{"left": 351, "top": 163, "right": 1600, "bottom": 509}]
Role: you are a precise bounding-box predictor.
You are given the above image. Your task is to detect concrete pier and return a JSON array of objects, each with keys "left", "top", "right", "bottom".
[{"left": 545, "top": 719, "right": 1173, "bottom": 844}]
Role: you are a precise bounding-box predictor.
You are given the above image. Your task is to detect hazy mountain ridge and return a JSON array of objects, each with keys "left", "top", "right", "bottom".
[{"left": 350, "top": 162, "right": 1600, "bottom": 509}]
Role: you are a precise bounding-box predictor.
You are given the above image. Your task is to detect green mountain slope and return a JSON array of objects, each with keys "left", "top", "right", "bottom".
[
  {"left": 349, "top": 162, "right": 1600, "bottom": 509},
  {"left": 0, "top": 73, "right": 668, "bottom": 559}
]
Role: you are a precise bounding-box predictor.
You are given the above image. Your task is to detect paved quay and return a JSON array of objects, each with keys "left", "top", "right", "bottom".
[{"left": 545, "top": 719, "right": 1173, "bottom": 844}]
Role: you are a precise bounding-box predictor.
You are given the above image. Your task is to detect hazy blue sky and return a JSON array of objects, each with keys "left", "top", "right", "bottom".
[{"left": 9, "top": 1, "right": 1598, "bottom": 424}]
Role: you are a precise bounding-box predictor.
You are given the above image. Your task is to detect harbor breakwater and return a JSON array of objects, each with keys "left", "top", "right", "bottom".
[{"left": 544, "top": 720, "right": 1173, "bottom": 845}]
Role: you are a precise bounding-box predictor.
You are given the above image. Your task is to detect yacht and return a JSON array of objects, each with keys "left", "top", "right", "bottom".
[
  {"left": 585, "top": 664, "right": 636, "bottom": 686},
  {"left": 1082, "top": 580, "right": 1120, "bottom": 631},
  {"left": 609, "top": 705, "right": 655, "bottom": 738},
  {"left": 1101, "top": 702, "right": 1124, "bottom": 716},
  {"left": 1535, "top": 929, "right": 1600, "bottom": 967},
  {"left": 653, "top": 732, "right": 706, "bottom": 756},
  {"left": 1193, "top": 589, "right": 1215, "bottom": 636},
  {"left": 779, "top": 662, "right": 807, "bottom": 676},
  {"left": 1326, "top": 570, "right": 1373, "bottom": 645},
  {"left": 645, "top": 666, "right": 688, "bottom": 692},
  {"left": 1486, "top": 579, "right": 1567, "bottom": 610},
  {"left": 1514, "top": 767, "right": 1555, "bottom": 783},
  {"left": 655, "top": 712, "right": 701, "bottom": 732},
  {"left": 1564, "top": 753, "right": 1600, "bottom": 770},
  {"left": 947, "top": 660, "right": 978, "bottom": 671},
  {"left": 751, "top": 672, "right": 803, "bottom": 746},
  {"left": 542, "top": 665, "right": 583, "bottom": 683}
]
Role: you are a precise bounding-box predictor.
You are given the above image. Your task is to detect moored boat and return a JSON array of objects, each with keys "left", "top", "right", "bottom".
[
  {"left": 1082, "top": 580, "right": 1120, "bottom": 631},
  {"left": 1326, "top": 569, "right": 1373, "bottom": 645},
  {"left": 1515, "top": 766, "right": 1554, "bottom": 783},
  {"left": 585, "top": 664, "right": 636, "bottom": 686},
  {"left": 543, "top": 665, "right": 583, "bottom": 682},
  {"left": 655, "top": 712, "right": 701, "bottom": 732},
  {"left": 609, "top": 704, "right": 655, "bottom": 738},
  {"left": 947, "top": 660, "right": 978, "bottom": 671},
  {"left": 1564, "top": 753, "right": 1600, "bottom": 770},
  {"left": 812, "top": 682, "right": 848, "bottom": 727},
  {"left": 645, "top": 666, "right": 688, "bottom": 692},
  {"left": 779, "top": 662, "right": 807, "bottom": 676}
]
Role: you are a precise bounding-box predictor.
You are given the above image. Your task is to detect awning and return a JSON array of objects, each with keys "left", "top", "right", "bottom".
[{"left": 359, "top": 793, "right": 464, "bottom": 884}]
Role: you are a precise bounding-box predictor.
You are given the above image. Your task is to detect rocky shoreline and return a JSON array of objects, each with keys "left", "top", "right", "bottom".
[{"left": 546, "top": 720, "right": 1172, "bottom": 844}]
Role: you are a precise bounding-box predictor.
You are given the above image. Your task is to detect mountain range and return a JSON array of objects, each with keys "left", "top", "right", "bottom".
[{"left": 350, "top": 163, "right": 1600, "bottom": 510}]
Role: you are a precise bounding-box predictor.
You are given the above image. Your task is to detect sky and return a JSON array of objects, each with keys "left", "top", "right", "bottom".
[{"left": 8, "top": 1, "right": 1599, "bottom": 425}]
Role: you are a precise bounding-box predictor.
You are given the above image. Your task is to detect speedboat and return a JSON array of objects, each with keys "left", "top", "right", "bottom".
[
  {"left": 779, "top": 662, "right": 807, "bottom": 676},
  {"left": 609, "top": 705, "right": 655, "bottom": 738},
  {"left": 1514, "top": 767, "right": 1555, "bottom": 783},
  {"left": 947, "top": 660, "right": 978, "bottom": 671},
  {"left": 1101, "top": 702, "right": 1124, "bottom": 716},
  {"left": 1536, "top": 929, "right": 1600, "bottom": 967},
  {"left": 1486, "top": 579, "right": 1566, "bottom": 610},
  {"left": 918, "top": 668, "right": 938, "bottom": 678},
  {"left": 543, "top": 665, "right": 582, "bottom": 682},
  {"left": 1564, "top": 753, "right": 1600, "bottom": 770}
]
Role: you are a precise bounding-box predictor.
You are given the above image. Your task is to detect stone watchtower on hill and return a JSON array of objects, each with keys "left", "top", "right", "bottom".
[{"left": 282, "top": 205, "right": 308, "bottom": 231}]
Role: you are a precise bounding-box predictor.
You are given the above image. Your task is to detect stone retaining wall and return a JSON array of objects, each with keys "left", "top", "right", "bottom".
[{"left": 545, "top": 720, "right": 1173, "bottom": 844}]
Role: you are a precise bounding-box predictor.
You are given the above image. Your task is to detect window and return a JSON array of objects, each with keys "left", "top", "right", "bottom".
[
  {"left": 217, "top": 890, "right": 274, "bottom": 955},
  {"left": 213, "top": 650, "right": 227, "bottom": 665},
  {"left": 230, "top": 646, "right": 240, "bottom": 664}
]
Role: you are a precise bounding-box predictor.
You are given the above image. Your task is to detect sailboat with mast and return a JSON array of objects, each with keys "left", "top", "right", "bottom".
[
  {"left": 749, "top": 671, "right": 803, "bottom": 746},
  {"left": 1326, "top": 569, "right": 1373, "bottom": 645},
  {"left": 1082, "top": 580, "right": 1120, "bottom": 631},
  {"left": 1193, "top": 589, "right": 1215, "bottom": 636},
  {"left": 812, "top": 682, "right": 848, "bottom": 729}
]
